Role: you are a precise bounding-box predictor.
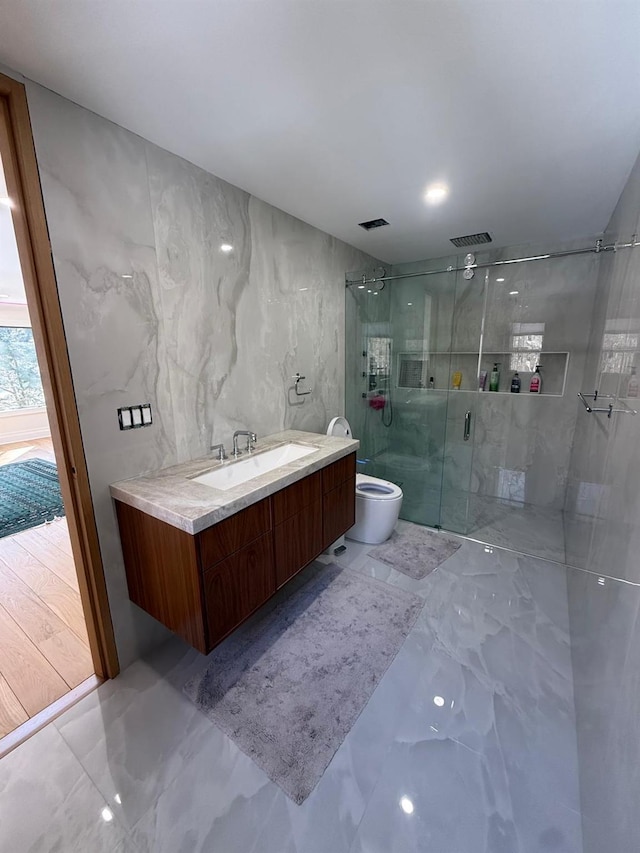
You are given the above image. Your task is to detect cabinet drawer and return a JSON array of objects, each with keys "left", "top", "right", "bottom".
[
  {"left": 322, "top": 477, "right": 356, "bottom": 548},
  {"left": 274, "top": 499, "right": 322, "bottom": 588},
  {"left": 322, "top": 453, "right": 356, "bottom": 494},
  {"left": 203, "top": 532, "right": 275, "bottom": 650},
  {"left": 198, "top": 497, "right": 271, "bottom": 570},
  {"left": 272, "top": 470, "right": 322, "bottom": 525}
]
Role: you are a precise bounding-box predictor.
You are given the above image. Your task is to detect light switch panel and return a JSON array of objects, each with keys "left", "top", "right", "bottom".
[
  {"left": 118, "top": 403, "right": 153, "bottom": 430},
  {"left": 118, "top": 408, "right": 132, "bottom": 429}
]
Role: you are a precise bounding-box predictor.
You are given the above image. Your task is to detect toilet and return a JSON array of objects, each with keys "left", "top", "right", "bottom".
[{"left": 326, "top": 417, "right": 403, "bottom": 545}]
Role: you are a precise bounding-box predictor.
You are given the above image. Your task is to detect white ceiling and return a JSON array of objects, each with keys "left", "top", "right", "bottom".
[{"left": 0, "top": 1, "right": 639, "bottom": 264}]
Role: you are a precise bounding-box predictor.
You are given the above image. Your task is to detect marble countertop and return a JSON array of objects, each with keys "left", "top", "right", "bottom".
[{"left": 110, "top": 429, "right": 359, "bottom": 534}]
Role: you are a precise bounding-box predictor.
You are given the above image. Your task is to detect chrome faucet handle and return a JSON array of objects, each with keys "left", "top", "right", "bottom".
[
  {"left": 232, "top": 430, "right": 246, "bottom": 458},
  {"left": 232, "top": 429, "right": 257, "bottom": 457},
  {"left": 210, "top": 443, "right": 227, "bottom": 461}
]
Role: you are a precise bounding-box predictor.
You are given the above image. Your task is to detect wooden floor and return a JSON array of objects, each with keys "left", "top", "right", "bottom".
[{"left": 0, "top": 438, "right": 93, "bottom": 738}]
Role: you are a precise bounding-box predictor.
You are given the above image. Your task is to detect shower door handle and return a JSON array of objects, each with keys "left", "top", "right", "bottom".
[{"left": 463, "top": 410, "right": 472, "bottom": 441}]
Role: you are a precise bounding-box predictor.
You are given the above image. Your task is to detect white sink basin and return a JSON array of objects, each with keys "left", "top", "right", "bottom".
[{"left": 192, "top": 442, "right": 318, "bottom": 491}]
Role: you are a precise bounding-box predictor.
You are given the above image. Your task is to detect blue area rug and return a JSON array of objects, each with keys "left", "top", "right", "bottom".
[{"left": 0, "top": 458, "right": 65, "bottom": 539}]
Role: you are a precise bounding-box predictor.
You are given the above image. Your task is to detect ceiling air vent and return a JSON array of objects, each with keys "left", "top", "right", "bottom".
[
  {"left": 450, "top": 232, "right": 492, "bottom": 248},
  {"left": 359, "top": 218, "right": 389, "bottom": 231}
]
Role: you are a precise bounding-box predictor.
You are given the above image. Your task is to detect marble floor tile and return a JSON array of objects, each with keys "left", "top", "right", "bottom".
[
  {"left": 0, "top": 723, "right": 138, "bottom": 852},
  {"left": 54, "top": 650, "right": 215, "bottom": 829},
  {"left": 348, "top": 539, "right": 583, "bottom": 853},
  {"left": 130, "top": 589, "right": 431, "bottom": 853},
  {"left": 1, "top": 524, "right": 603, "bottom": 853},
  {"left": 466, "top": 498, "right": 567, "bottom": 563}
]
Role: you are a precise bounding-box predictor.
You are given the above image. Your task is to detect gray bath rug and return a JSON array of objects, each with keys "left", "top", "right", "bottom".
[
  {"left": 183, "top": 563, "right": 422, "bottom": 804},
  {"left": 369, "top": 525, "right": 461, "bottom": 579}
]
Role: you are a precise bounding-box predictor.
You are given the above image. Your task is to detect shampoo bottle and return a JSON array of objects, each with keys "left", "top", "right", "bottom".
[
  {"left": 628, "top": 367, "right": 638, "bottom": 398},
  {"left": 510, "top": 372, "right": 521, "bottom": 393},
  {"left": 529, "top": 365, "right": 542, "bottom": 393},
  {"left": 489, "top": 363, "right": 501, "bottom": 392}
]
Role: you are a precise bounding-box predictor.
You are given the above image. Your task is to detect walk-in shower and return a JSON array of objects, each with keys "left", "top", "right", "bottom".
[{"left": 346, "top": 237, "right": 639, "bottom": 566}]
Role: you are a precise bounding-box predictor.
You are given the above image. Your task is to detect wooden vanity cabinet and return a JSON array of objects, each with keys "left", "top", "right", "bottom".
[
  {"left": 116, "top": 452, "right": 356, "bottom": 654},
  {"left": 322, "top": 453, "right": 356, "bottom": 549},
  {"left": 203, "top": 532, "right": 275, "bottom": 648},
  {"left": 273, "top": 471, "right": 323, "bottom": 589}
]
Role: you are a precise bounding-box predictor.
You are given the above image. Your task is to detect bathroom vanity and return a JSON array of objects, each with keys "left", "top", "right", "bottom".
[{"left": 110, "top": 430, "right": 358, "bottom": 654}]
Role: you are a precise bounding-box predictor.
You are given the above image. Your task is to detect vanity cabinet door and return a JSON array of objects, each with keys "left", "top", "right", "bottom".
[
  {"left": 203, "top": 532, "right": 275, "bottom": 650},
  {"left": 274, "top": 498, "right": 322, "bottom": 588},
  {"left": 322, "top": 477, "right": 356, "bottom": 549},
  {"left": 198, "top": 498, "right": 271, "bottom": 571},
  {"left": 322, "top": 453, "right": 356, "bottom": 493}
]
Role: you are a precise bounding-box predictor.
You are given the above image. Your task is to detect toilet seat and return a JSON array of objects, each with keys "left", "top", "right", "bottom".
[
  {"left": 356, "top": 473, "right": 403, "bottom": 501},
  {"left": 326, "top": 416, "right": 352, "bottom": 438}
]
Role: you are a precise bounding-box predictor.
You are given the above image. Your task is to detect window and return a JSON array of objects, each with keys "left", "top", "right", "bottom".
[
  {"left": 600, "top": 332, "right": 638, "bottom": 375},
  {"left": 367, "top": 336, "right": 392, "bottom": 391},
  {"left": 0, "top": 326, "right": 45, "bottom": 411},
  {"left": 509, "top": 322, "right": 545, "bottom": 372}
]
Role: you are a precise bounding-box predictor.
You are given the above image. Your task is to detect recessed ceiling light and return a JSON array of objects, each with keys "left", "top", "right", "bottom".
[
  {"left": 0, "top": 197, "right": 12, "bottom": 208},
  {"left": 121, "top": 274, "right": 133, "bottom": 279},
  {"left": 400, "top": 796, "right": 414, "bottom": 815},
  {"left": 424, "top": 183, "right": 449, "bottom": 205},
  {"left": 220, "top": 243, "right": 233, "bottom": 253},
  {"left": 299, "top": 287, "right": 308, "bottom": 292},
  {"left": 433, "top": 695, "right": 445, "bottom": 707},
  {"left": 496, "top": 277, "right": 505, "bottom": 282},
  {"left": 510, "top": 290, "right": 519, "bottom": 296},
  {"left": 101, "top": 807, "right": 114, "bottom": 822}
]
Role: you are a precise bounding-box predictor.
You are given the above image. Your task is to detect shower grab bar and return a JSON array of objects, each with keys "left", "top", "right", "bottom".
[
  {"left": 463, "top": 410, "right": 472, "bottom": 441},
  {"left": 577, "top": 391, "right": 637, "bottom": 418}
]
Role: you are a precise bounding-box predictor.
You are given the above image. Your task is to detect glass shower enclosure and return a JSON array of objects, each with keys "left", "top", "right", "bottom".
[{"left": 345, "top": 259, "right": 482, "bottom": 534}]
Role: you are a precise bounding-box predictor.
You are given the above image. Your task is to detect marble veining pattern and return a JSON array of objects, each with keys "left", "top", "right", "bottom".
[
  {"left": 1, "top": 525, "right": 613, "bottom": 853},
  {"left": 110, "top": 430, "right": 358, "bottom": 533},
  {"left": 26, "top": 82, "right": 377, "bottom": 667}
]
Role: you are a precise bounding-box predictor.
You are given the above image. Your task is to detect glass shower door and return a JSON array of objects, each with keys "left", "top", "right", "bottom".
[
  {"left": 346, "top": 263, "right": 460, "bottom": 529},
  {"left": 439, "top": 266, "right": 486, "bottom": 534}
]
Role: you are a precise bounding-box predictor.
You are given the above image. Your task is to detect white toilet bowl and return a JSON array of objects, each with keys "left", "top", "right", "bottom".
[
  {"left": 347, "top": 473, "right": 403, "bottom": 544},
  {"left": 326, "top": 417, "right": 403, "bottom": 545}
]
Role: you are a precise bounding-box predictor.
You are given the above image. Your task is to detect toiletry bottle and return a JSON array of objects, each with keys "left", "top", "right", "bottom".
[
  {"left": 510, "top": 372, "right": 521, "bottom": 393},
  {"left": 429, "top": 376, "right": 435, "bottom": 390},
  {"left": 452, "top": 371, "right": 462, "bottom": 390},
  {"left": 628, "top": 367, "right": 638, "bottom": 398},
  {"left": 529, "top": 365, "right": 542, "bottom": 393},
  {"left": 489, "top": 363, "right": 500, "bottom": 392},
  {"left": 479, "top": 370, "right": 488, "bottom": 391}
]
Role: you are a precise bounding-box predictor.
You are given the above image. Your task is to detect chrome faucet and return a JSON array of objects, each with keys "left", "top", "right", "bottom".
[
  {"left": 232, "top": 430, "right": 257, "bottom": 458},
  {"left": 210, "top": 442, "right": 227, "bottom": 462}
]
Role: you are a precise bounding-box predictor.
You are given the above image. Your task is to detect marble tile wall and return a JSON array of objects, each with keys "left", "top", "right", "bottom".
[
  {"left": 25, "top": 82, "right": 377, "bottom": 668},
  {"left": 565, "top": 149, "right": 640, "bottom": 853},
  {"left": 456, "top": 245, "right": 599, "bottom": 512}
]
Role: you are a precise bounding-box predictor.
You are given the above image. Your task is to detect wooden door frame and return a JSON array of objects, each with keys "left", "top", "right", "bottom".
[{"left": 0, "top": 73, "right": 119, "bottom": 679}]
